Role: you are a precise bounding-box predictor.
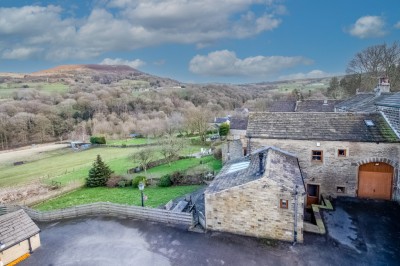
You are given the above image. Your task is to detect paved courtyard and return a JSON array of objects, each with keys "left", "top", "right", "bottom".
[{"left": 20, "top": 197, "right": 400, "bottom": 266}]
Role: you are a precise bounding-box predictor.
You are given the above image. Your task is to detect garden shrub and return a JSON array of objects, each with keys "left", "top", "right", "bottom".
[
  {"left": 132, "top": 176, "right": 147, "bottom": 188},
  {"left": 90, "top": 136, "right": 106, "bottom": 144},
  {"left": 106, "top": 174, "right": 123, "bottom": 188},
  {"left": 117, "top": 180, "right": 126, "bottom": 188},
  {"left": 158, "top": 174, "right": 172, "bottom": 187},
  {"left": 213, "top": 148, "right": 222, "bottom": 160}
]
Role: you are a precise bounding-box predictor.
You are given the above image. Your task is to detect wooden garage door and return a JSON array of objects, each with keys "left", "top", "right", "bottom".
[{"left": 358, "top": 162, "right": 393, "bottom": 200}]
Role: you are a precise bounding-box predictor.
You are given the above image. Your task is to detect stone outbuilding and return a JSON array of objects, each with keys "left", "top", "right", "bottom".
[
  {"left": 0, "top": 210, "right": 40, "bottom": 265},
  {"left": 205, "top": 147, "right": 305, "bottom": 243},
  {"left": 246, "top": 112, "right": 400, "bottom": 204}
]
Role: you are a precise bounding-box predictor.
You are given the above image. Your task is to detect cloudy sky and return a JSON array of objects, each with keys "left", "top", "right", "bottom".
[{"left": 0, "top": 0, "right": 399, "bottom": 83}]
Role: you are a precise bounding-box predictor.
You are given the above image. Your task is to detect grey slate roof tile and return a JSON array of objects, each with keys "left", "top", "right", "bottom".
[
  {"left": 246, "top": 112, "right": 399, "bottom": 143},
  {"left": 205, "top": 147, "right": 304, "bottom": 194},
  {"left": 296, "top": 100, "right": 342, "bottom": 112},
  {"left": 0, "top": 209, "right": 40, "bottom": 250},
  {"left": 334, "top": 93, "right": 394, "bottom": 112},
  {"left": 229, "top": 117, "right": 248, "bottom": 130},
  {"left": 375, "top": 93, "right": 400, "bottom": 108}
]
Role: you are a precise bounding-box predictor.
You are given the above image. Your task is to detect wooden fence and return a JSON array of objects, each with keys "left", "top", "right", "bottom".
[{"left": 0, "top": 202, "right": 194, "bottom": 227}]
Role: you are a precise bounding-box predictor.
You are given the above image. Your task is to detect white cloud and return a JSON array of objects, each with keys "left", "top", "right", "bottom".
[
  {"left": 278, "top": 70, "right": 336, "bottom": 81},
  {"left": 2, "top": 47, "right": 43, "bottom": 59},
  {"left": 0, "top": 1, "right": 284, "bottom": 61},
  {"left": 347, "top": 16, "right": 387, "bottom": 38},
  {"left": 394, "top": 21, "right": 400, "bottom": 29},
  {"left": 100, "top": 58, "right": 145, "bottom": 69},
  {"left": 189, "top": 50, "right": 312, "bottom": 77}
]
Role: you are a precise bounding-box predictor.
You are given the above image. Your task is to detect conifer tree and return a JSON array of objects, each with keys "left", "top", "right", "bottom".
[{"left": 86, "top": 155, "right": 113, "bottom": 187}]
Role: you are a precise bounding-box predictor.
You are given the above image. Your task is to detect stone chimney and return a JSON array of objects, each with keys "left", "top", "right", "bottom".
[{"left": 375, "top": 77, "right": 391, "bottom": 96}]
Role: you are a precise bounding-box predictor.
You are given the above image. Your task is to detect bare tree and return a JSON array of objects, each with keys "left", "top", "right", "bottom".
[
  {"left": 158, "top": 136, "right": 186, "bottom": 166},
  {"left": 347, "top": 42, "right": 400, "bottom": 90},
  {"left": 184, "top": 107, "right": 211, "bottom": 142},
  {"left": 131, "top": 147, "right": 156, "bottom": 173}
]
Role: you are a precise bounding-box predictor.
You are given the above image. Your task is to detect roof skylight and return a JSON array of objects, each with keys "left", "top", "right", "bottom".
[
  {"left": 226, "top": 161, "right": 250, "bottom": 174},
  {"left": 364, "top": 120, "right": 375, "bottom": 126}
]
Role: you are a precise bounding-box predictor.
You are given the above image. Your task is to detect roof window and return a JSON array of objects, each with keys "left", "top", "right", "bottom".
[{"left": 364, "top": 120, "right": 375, "bottom": 126}]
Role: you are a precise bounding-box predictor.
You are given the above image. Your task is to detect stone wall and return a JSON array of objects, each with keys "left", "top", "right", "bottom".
[
  {"left": 205, "top": 178, "right": 305, "bottom": 242},
  {"left": 379, "top": 106, "right": 400, "bottom": 137},
  {"left": 221, "top": 139, "right": 244, "bottom": 163},
  {"left": 249, "top": 138, "right": 400, "bottom": 201}
]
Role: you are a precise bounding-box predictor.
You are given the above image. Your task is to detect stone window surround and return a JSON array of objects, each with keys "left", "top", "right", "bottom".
[
  {"left": 311, "top": 150, "right": 323, "bottom": 162},
  {"left": 337, "top": 149, "right": 347, "bottom": 157},
  {"left": 279, "top": 199, "right": 289, "bottom": 209},
  {"left": 355, "top": 157, "right": 400, "bottom": 200}
]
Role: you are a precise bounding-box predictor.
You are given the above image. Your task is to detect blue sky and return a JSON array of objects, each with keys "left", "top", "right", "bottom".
[{"left": 0, "top": 0, "right": 399, "bottom": 83}]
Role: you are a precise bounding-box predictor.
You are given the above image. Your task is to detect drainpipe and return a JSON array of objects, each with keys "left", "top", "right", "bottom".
[{"left": 293, "top": 185, "right": 298, "bottom": 245}]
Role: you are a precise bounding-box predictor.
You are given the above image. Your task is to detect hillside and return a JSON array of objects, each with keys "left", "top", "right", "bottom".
[{"left": 0, "top": 64, "right": 333, "bottom": 150}]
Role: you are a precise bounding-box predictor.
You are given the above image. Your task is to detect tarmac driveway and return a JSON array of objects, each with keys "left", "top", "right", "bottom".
[{"left": 20, "top": 197, "right": 400, "bottom": 266}]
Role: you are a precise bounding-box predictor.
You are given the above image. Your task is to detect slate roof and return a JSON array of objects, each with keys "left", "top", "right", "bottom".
[
  {"left": 0, "top": 209, "right": 40, "bottom": 250},
  {"left": 205, "top": 147, "right": 304, "bottom": 194},
  {"left": 247, "top": 112, "right": 399, "bottom": 143},
  {"left": 296, "top": 100, "right": 341, "bottom": 112},
  {"left": 215, "top": 117, "right": 229, "bottom": 124},
  {"left": 375, "top": 93, "right": 400, "bottom": 108},
  {"left": 229, "top": 117, "right": 248, "bottom": 130},
  {"left": 334, "top": 93, "right": 394, "bottom": 112},
  {"left": 265, "top": 100, "right": 296, "bottom": 112}
]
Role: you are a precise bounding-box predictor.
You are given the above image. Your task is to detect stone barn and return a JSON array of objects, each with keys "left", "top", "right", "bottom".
[
  {"left": 0, "top": 210, "right": 40, "bottom": 265},
  {"left": 205, "top": 147, "right": 305, "bottom": 243},
  {"left": 246, "top": 112, "right": 400, "bottom": 204}
]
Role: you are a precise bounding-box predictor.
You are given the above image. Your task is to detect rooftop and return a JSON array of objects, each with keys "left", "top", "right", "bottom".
[
  {"left": 375, "top": 93, "right": 400, "bottom": 108},
  {"left": 296, "top": 100, "right": 341, "bottom": 112},
  {"left": 247, "top": 112, "right": 399, "bottom": 143},
  {"left": 265, "top": 100, "right": 296, "bottom": 112},
  {"left": 0, "top": 209, "right": 40, "bottom": 250},
  {"left": 205, "top": 147, "right": 304, "bottom": 194},
  {"left": 334, "top": 93, "right": 394, "bottom": 112},
  {"left": 229, "top": 117, "right": 248, "bottom": 130}
]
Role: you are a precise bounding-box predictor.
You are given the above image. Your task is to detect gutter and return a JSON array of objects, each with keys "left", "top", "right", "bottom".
[{"left": 293, "top": 185, "right": 298, "bottom": 245}]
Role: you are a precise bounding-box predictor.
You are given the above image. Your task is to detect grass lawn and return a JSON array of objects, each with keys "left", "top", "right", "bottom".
[
  {"left": 140, "top": 156, "right": 222, "bottom": 179},
  {"left": 0, "top": 82, "right": 69, "bottom": 98},
  {"left": 0, "top": 147, "right": 138, "bottom": 186},
  {"left": 107, "top": 138, "right": 154, "bottom": 145},
  {"left": 0, "top": 143, "right": 215, "bottom": 187},
  {"left": 34, "top": 185, "right": 203, "bottom": 211}
]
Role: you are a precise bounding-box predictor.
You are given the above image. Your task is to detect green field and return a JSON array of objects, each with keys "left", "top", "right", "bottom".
[
  {"left": 0, "top": 143, "right": 215, "bottom": 187},
  {"left": 0, "top": 82, "right": 69, "bottom": 98},
  {"left": 107, "top": 138, "right": 154, "bottom": 145},
  {"left": 34, "top": 185, "right": 203, "bottom": 211},
  {"left": 139, "top": 156, "right": 221, "bottom": 179}
]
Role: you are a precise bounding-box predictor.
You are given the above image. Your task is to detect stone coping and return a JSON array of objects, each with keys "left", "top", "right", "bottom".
[{"left": 303, "top": 195, "right": 333, "bottom": 234}]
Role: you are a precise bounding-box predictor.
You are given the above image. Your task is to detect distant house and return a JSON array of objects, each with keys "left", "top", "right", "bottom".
[
  {"left": 205, "top": 147, "right": 305, "bottom": 243},
  {"left": 214, "top": 117, "right": 230, "bottom": 126},
  {"left": 246, "top": 112, "right": 400, "bottom": 204},
  {"left": 295, "top": 100, "right": 341, "bottom": 112},
  {"left": 264, "top": 100, "right": 296, "bottom": 112},
  {"left": 0, "top": 210, "right": 40, "bottom": 265}
]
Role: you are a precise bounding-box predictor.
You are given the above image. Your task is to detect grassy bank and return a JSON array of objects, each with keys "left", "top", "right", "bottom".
[{"left": 34, "top": 185, "right": 203, "bottom": 211}]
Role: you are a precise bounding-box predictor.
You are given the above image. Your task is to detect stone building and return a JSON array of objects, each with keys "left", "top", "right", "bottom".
[
  {"left": 375, "top": 93, "right": 400, "bottom": 137},
  {"left": 205, "top": 147, "right": 305, "bottom": 243},
  {"left": 0, "top": 210, "right": 41, "bottom": 265},
  {"left": 246, "top": 112, "right": 400, "bottom": 204}
]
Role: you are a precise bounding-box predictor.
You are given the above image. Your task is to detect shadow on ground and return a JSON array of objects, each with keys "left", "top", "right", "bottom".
[{"left": 20, "top": 197, "right": 400, "bottom": 266}]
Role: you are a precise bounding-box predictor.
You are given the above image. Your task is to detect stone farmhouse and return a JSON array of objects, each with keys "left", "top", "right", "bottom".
[
  {"left": 0, "top": 210, "right": 40, "bottom": 265},
  {"left": 246, "top": 112, "right": 400, "bottom": 204},
  {"left": 205, "top": 147, "right": 305, "bottom": 242}
]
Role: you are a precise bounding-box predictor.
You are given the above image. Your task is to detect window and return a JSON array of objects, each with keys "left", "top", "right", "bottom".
[
  {"left": 337, "top": 186, "right": 345, "bottom": 194},
  {"left": 338, "top": 149, "right": 346, "bottom": 157},
  {"left": 311, "top": 150, "right": 323, "bottom": 162},
  {"left": 280, "top": 199, "right": 288, "bottom": 209}
]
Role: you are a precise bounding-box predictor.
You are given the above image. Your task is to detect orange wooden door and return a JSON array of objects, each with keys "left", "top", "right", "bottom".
[{"left": 358, "top": 163, "right": 393, "bottom": 200}]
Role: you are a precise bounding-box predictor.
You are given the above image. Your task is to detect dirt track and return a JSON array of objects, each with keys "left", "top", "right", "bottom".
[{"left": 0, "top": 143, "right": 69, "bottom": 165}]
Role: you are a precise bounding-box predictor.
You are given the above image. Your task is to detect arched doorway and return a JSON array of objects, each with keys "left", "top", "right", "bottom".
[{"left": 358, "top": 162, "right": 393, "bottom": 200}]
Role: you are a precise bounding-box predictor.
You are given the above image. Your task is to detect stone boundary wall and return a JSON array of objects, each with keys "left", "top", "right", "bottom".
[{"left": 0, "top": 202, "right": 194, "bottom": 226}]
